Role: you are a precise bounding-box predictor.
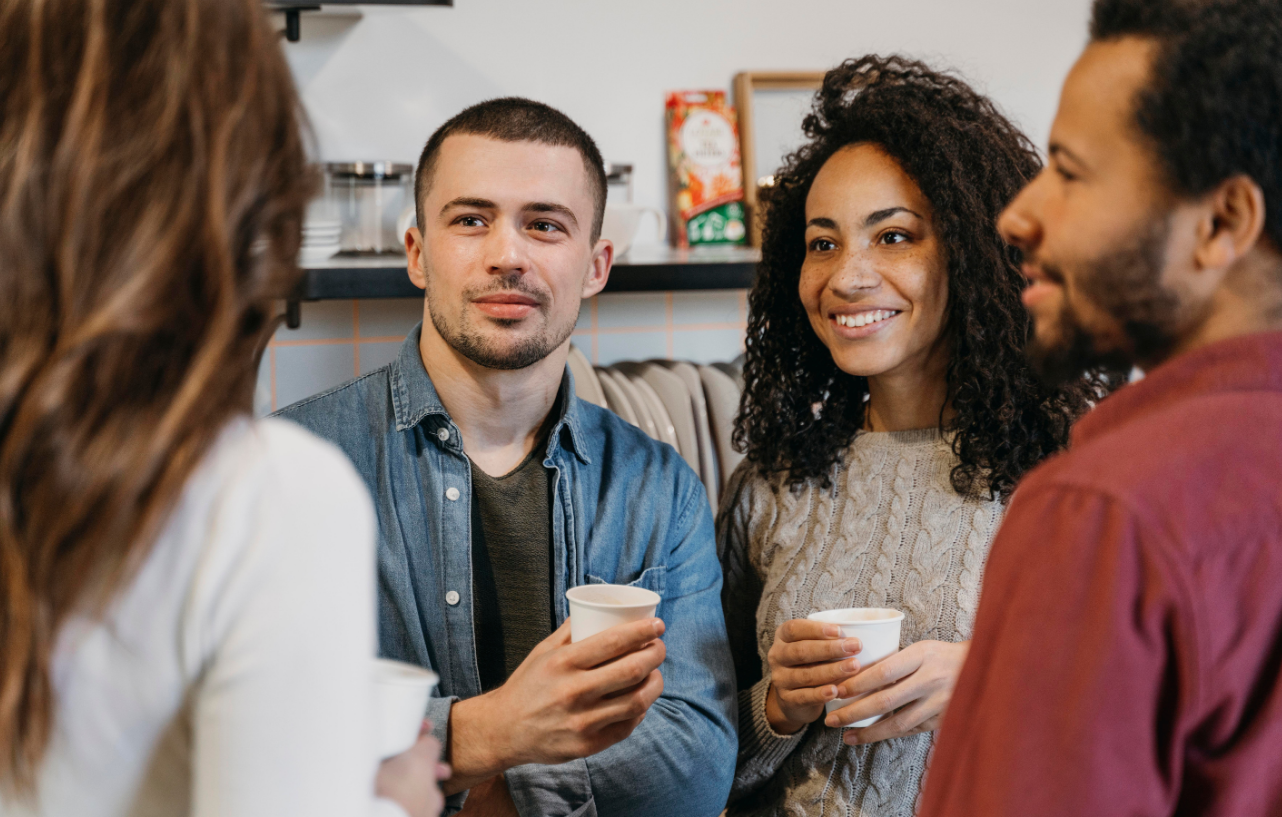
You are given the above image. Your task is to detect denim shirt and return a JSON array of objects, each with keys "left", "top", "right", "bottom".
[{"left": 274, "top": 326, "right": 736, "bottom": 817}]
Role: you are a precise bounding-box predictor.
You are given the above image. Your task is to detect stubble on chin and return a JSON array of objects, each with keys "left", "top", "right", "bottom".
[
  {"left": 430, "top": 305, "right": 573, "bottom": 371},
  {"left": 426, "top": 286, "right": 575, "bottom": 372},
  {"left": 1024, "top": 215, "right": 1179, "bottom": 386}
]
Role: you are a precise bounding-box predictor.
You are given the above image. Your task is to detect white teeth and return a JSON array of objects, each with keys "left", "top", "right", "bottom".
[{"left": 836, "top": 310, "right": 898, "bottom": 329}]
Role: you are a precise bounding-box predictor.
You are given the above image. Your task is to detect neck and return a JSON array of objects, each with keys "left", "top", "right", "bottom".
[
  {"left": 863, "top": 342, "right": 952, "bottom": 433},
  {"left": 419, "top": 323, "right": 567, "bottom": 477},
  {"left": 1156, "top": 254, "right": 1282, "bottom": 367}
]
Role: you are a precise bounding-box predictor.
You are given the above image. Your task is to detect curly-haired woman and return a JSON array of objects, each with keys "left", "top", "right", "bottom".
[{"left": 718, "top": 55, "right": 1110, "bottom": 816}]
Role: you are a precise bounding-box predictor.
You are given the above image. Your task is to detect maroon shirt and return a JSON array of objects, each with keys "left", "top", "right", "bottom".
[{"left": 919, "top": 332, "right": 1282, "bottom": 817}]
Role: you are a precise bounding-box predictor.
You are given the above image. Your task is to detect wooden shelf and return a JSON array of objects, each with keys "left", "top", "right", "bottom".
[{"left": 295, "top": 246, "right": 759, "bottom": 301}]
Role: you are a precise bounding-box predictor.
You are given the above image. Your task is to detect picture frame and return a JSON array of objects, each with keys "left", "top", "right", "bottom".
[{"left": 732, "top": 71, "right": 825, "bottom": 246}]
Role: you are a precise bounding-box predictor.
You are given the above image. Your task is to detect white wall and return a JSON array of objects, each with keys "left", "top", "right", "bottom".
[
  {"left": 260, "top": 0, "right": 1097, "bottom": 415},
  {"left": 281, "top": 0, "right": 1093, "bottom": 225}
]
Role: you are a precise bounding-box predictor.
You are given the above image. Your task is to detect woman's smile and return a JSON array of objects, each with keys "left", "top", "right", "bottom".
[{"left": 830, "top": 308, "right": 904, "bottom": 337}]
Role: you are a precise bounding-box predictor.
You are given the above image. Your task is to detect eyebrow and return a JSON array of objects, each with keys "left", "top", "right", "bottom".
[
  {"left": 864, "top": 207, "right": 922, "bottom": 227},
  {"left": 1048, "top": 142, "right": 1087, "bottom": 168},
  {"left": 526, "top": 201, "right": 580, "bottom": 230},
  {"left": 805, "top": 208, "right": 923, "bottom": 231},
  {"left": 440, "top": 197, "right": 496, "bottom": 216}
]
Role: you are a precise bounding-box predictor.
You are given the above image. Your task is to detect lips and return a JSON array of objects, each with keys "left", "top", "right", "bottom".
[
  {"left": 1020, "top": 262, "right": 1063, "bottom": 310},
  {"left": 1022, "top": 261, "right": 1064, "bottom": 286},
  {"left": 1021, "top": 281, "right": 1059, "bottom": 310},
  {"left": 473, "top": 292, "right": 541, "bottom": 320}
]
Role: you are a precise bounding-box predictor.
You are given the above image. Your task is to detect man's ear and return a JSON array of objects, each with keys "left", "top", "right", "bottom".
[
  {"left": 405, "top": 225, "right": 428, "bottom": 291},
  {"left": 1196, "top": 174, "right": 1267, "bottom": 271},
  {"left": 582, "top": 237, "right": 613, "bottom": 300}
]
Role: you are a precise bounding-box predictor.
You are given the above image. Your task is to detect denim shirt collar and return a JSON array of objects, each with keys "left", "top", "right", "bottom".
[{"left": 387, "top": 324, "right": 591, "bottom": 465}]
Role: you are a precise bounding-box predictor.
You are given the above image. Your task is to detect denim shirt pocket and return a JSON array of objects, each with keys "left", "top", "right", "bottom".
[{"left": 586, "top": 565, "right": 667, "bottom": 602}]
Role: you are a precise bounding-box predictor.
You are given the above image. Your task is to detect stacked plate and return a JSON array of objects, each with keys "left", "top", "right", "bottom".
[
  {"left": 300, "top": 217, "right": 342, "bottom": 265},
  {"left": 567, "top": 344, "right": 746, "bottom": 510}
]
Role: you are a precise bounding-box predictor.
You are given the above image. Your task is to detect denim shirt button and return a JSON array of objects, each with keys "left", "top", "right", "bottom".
[
  {"left": 445, "top": 487, "right": 460, "bottom": 501},
  {"left": 445, "top": 590, "right": 460, "bottom": 606},
  {"left": 437, "top": 428, "right": 449, "bottom": 442}
]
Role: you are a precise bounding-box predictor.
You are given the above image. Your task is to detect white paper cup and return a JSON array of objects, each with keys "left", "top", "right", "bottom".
[
  {"left": 807, "top": 607, "right": 905, "bottom": 728},
  {"left": 566, "top": 584, "right": 661, "bottom": 643},
  {"left": 373, "top": 658, "right": 439, "bottom": 759}
]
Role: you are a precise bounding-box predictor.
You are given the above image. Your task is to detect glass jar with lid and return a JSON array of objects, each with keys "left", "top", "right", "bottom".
[{"left": 324, "top": 161, "right": 414, "bottom": 255}]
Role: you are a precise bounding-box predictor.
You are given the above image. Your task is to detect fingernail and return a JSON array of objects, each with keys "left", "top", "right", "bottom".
[
  {"left": 844, "top": 639, "right": 861, "bottom": 654},
  {"left": 843, "top": 659, "right": 859, "bottom": 673},
  {"left": 824, "top": 625, "right": 841, "bottom": 638},
  {"left": 822, "top": 686, "right": 836, "bottom": 700},
  {"left": 651, "top": 619, "right": 664, "bottom": 635}
]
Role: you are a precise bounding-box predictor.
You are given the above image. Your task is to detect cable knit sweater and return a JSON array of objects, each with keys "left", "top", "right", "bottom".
[{"left": 717, "top": 429, "right": 1004, "bottom": 817}]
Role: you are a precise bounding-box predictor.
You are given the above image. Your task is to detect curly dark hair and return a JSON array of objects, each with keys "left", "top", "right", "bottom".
[
  {"left": 735, "top": 55, "right": 1107, "bottom": 501},
  {"left": 1092, "top": 0, "right": 1282, "bottom": 249}
]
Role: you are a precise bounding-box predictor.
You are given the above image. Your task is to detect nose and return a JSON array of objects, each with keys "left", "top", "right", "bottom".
[
  {"left": 998, "top": 172, "right": 1045, "bottom": 253},
  {"left": 829, "top": 249, "right": 882, "bottom": 297},
  {"left": 483, "top": 219, "right": 529, "bottom": 276}
]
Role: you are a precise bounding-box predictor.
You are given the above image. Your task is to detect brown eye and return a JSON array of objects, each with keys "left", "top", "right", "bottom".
[
  {"left": 809, "top": 237, "right": 837, "bottom": 252},
  {"left": 879, "top": 230, "right": 909, "bottom": 245}
]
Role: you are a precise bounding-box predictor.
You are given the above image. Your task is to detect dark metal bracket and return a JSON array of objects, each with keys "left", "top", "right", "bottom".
[
  {"left": 285, "top": 298, "right": 302, "bottom": 329},
  {"left": 279, "top": 5, "right": 320, "bottom": 41}
]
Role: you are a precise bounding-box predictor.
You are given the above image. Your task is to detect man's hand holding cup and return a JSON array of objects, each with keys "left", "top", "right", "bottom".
[{"left": 444, "top": 585, "right": 665, "bottom": 795}]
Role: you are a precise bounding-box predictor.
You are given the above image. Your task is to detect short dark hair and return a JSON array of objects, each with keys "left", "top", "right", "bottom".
[
  {"left": 414, "top": 97, "right": 607, "bottom": 242},
  {"left": 1091, "top": 0, "right": 1282, "bottom": 248}
]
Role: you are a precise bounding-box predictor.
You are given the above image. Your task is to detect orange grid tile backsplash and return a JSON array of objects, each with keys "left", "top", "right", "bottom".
[{"left": 255, "top": 291, "right": 748, "bottom": 417}]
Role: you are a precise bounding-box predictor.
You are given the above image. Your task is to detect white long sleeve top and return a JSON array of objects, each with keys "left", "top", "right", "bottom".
[{"left": 5, "top": 418, "right": 406, "bottom": 817}]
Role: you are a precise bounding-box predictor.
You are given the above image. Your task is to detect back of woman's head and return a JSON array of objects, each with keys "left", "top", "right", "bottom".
[
  {"left": 737, "top": 55, "right": 1103, "bottom": 499},
  {"left": 0, "top": 0, "right": 311, "bottom": 792}
]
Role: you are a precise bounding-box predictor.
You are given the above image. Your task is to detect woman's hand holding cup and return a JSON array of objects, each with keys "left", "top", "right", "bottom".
[
  {"left": 764, "top": 619, "right": 862, "bottom": 736},
  {"left": 376, "top": 720, "right": 450, "bottom": 817}
]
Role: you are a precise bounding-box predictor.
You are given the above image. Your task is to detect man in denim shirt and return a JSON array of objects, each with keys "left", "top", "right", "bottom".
[{"left": 277, "top": 98, "right": 735, "bottom": 816}]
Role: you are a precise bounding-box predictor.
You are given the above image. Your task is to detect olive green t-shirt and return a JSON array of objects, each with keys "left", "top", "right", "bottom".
[{"left": 469, "top": 446, "right": 554, "bottom": 690}]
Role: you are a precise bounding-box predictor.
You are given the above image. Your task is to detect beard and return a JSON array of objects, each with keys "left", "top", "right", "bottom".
[
  {"left": 1026, "top": 214, "right": 1183, "bottom": 386},
  {"left": 426, "top": 273, "right": 575, "bottom": 371}
]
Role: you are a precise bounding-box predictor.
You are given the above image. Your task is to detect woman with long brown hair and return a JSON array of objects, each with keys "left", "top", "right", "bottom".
[{"left": 0, "top": 1, "right": 442, "bottom": 814}]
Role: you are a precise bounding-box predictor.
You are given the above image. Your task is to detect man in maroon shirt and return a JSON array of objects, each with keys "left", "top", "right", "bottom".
[{"left": 917, "top": 1, "right": 1282, "bottom": 816}]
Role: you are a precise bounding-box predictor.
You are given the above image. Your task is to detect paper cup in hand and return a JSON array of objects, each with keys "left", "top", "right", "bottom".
[
  {"left": 566, "top": 584, "right": 661, "bottom": 643},
  {"left": 373, "top": 658, "right": 438, "bottom": 759},
  {"left": 807, "top": 608, "right": 904, "bottom": 728}
]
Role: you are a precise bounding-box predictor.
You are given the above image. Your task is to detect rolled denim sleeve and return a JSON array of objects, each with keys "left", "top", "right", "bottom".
[
  {"left": 423, "top": 696, "right": 470, "bottom": 815},
  {"left": 504, "top": 475, "right": 737, "bottom": 817}
]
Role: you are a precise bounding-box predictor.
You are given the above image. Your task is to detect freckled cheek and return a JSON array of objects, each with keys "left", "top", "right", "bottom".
[
  {"left": 898, "top": 263, "right": 949, "bottom": 343},
  {"left": 797, "top": 264, "right": 828, "bottom": 324}
]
